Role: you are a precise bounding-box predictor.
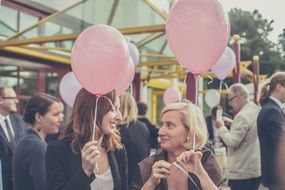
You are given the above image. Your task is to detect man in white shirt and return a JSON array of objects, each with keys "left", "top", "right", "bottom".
[
  {"left": 215, "top": 83, "right": 261, "bottom": 190},
  {"left": 0, "top": 86, "right": 26, "bottom": 190}
]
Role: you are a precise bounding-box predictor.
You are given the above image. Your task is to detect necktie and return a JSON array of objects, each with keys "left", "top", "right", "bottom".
[{"left": 4, "top": 118, "right": 16, "bottom": 151}]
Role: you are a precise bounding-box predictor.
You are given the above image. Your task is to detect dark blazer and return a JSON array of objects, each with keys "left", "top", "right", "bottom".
[
  {"left": 130, "top": 148, "right": 227, "bottom": 190},
  {"left": 13, "top": 129, "right": 47, "bottom": 190},
  {"left": 0, "top": 113, "right": 26, "bottom": 190},
  {"left": 138, "top": 117, "right": 158, "bottom": 149},
  {"left": 257, "top": 99, "right": 285, "bottom": 188},
  {"left": 118, "top": 120, "right": 150, "bottom": 186},
  {"left": 45, "top": 138, "right": 128, "bottom": 190}
]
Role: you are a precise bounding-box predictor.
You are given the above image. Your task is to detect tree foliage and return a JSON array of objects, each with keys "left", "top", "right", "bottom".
[
  {"left": 228, "top": 8, "right": 284, "bottom": 75},
  {"left": 278, "top": 29, "right": 285, "bottom": 58}
]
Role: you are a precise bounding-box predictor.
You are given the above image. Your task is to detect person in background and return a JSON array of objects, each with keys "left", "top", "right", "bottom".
[
  {"left": 118, "top": 93, "right": 151, "bottom": 186},
  {"left": 137, "top": 101, "right": 159, "bottom": 150},
  {"left": 13, "top": 93, "right": 61, "bottom": 190},
  {"left": 46, "top": 89, "right": 128, "bottom": 190},
  {"left": 215, "top": 83, "right": 261, "bottom": 190},
  {"left": 257, "top": 72, "right": 285, "bottom": 189},
  {"left": 45, "top": 101, "right": 65, "bottom": 143},
  {"left": 131, "top": 100, "right": 226, "bottom": 190},
  {"left": 206, "top": 105, "right": 223, "bottom": 144},
  {"left": 0, "top": 85, "right": 26, "bottom": 190},
  {"left": 206, "top": 105, "right": 231, "bottom": 147},
  {"left": 0, "top": 159, "right": 3, "bottom": 190}
]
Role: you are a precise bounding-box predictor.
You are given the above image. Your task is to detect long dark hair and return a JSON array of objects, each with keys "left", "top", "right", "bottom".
[
  {"left": 61, "top": 88, "right": 122, "bottom": 153},
  {"left": 259, "top": 72, "right": 285, "bottom": 106}
]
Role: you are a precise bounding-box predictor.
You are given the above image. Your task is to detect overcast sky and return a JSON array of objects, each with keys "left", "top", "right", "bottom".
[{"left": 218, "top": 0, "right": 284, "bottom": 43}]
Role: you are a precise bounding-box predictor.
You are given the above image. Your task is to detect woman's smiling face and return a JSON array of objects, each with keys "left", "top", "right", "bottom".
[{"left": 159, "top": 110, "right": 188, "bottom": 153}]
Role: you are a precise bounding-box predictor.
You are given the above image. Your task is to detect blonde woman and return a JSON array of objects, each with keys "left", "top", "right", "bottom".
[
  {"left": 117, "top": 92, "right": 151, "bottom": 186},
  {"left": 131, "top": 100, "right": 226, "bottom": 190}
]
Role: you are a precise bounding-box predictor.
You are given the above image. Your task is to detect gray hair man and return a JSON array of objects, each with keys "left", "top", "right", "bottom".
[{"left": 215, "top": 83, "right": 261, "bottom": 190}]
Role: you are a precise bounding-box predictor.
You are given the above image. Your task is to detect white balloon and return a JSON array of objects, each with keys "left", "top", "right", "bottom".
[{"left": 205, "top": 89, "right": 220, "bottom": 108}]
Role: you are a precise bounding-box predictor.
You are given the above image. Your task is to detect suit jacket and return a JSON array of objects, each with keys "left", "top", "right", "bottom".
[
  {"left": 219, "top": 102, "right": 261, "bottom": 180},
  {"left": 0, "top": 113, "right": 26, "bottom": 190},
  {"left": 257, "top": 99, "right": 285, "bottom": 188},
  {"left": 118, "top": 120, "right": 150, "bottom": 185},
  {"left": 138, "top": 118, "right": 159, "bottom": 149},
  {"left": 130, "top": 148, "right": 227, "bottom": 190},
  {"left": 45, "top": 138, "right": 128, "bottom": 190}
]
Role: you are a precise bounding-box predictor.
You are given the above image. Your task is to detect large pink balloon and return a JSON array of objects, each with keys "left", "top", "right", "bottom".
[
  {"left": 166, "top": 0, "right": 230, "bottom": 75},
  {"left": 59, "top": 72, "right": 82, "bottom": 107},
  {"left": 115, "top": 59, "right": 135, "bottom": 95},
  {"left": 211, "top": 47, "right": 236, "bottom": 80},
  {"left": 71, "top": 25, "right": 129, "bottom": 94},
  {"left": 128, "top": 42, "right": 140, "bottom": 66},
  {"left": 163, "top": 87, "right": 181, "bottom": 105}
]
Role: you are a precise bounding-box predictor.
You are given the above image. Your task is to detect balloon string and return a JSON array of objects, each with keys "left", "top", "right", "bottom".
[
  {"left": 180, "top": 74, "right": 187, "bottom": 103},
  {"left": 92, "top": 97, "right": 100, "bottom": 142},
  {"left": 207, "top": 75, "right": 213, "bottom": 85},
  {"left": 193, "top": 75, "right": 200, "bottom": 152},
  {"left": 92, "top": 95, "right": 115, "bottom": 173},
  {"left": 172, "top": 161, "right": 201, "bottom": 190},
  {"left": 130, "top": 83, "right": 133, "bottom": 96},
  {"left": 222, "top": 81, "right": 229, "bottom": 92},
  {"left": 91, "top": 95, "right": 115, "bottom": 141},
  {"left": 219, "top": 80, "right": 223, "bottom": 94}
]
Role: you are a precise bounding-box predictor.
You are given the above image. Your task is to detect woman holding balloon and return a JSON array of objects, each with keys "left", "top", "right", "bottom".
[
  {"left": 130, "top": 100, "right": 226, "bottom": 190},
  {"left": 45, "top": 89, "right": 128, "bottom": 190}
]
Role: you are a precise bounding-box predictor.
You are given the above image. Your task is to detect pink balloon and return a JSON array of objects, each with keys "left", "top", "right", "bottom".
[
  {"left": 128, "top": 42, "right": 140, "bottom": 66},
  {"left": 166, "top": 0, "right": 230, "bottom": 75},
  {"left": 211, "top": 47, "right": 236, "bottom": 80},
  {"left": 115, "top": 59, "right": 135, "bottom": 95},
  {"left": 59, "top": 72, "right": 82, "bottom": 107},
  {"left": 163, "top": 87, "right": 181, "bottom": 105},
  {"left": 71, "top": 25, "right": 129, "bottom": 94}
]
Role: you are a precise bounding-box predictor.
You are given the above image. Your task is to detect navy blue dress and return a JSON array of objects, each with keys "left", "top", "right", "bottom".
[{"left": 13, "top": 129, "right": 47, "bottom": 190}]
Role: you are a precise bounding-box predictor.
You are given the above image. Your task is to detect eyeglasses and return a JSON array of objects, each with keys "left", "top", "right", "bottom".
[
  {"left": 228, "top": 95, "right": 237, "bottom": 103},
  {"left": 1, "top": 96, "right": 18, "bottom": 100}
]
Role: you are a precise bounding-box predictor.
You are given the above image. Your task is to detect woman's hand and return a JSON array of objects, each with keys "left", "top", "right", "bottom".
[
  {"left": 176, "top": 150, "right": 206, "bottom": 177},
  {"left": 81, "top": 141, "right": 100, "bottom": 176},
  {"left": 146, "top": 160, "right": 171, "bottom": 188}
]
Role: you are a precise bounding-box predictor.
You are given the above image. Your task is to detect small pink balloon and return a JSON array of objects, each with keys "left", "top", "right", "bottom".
[
  {"left": 115, "top": 59, "right": 135, "bottom": 95},
  {"left": 211, "top": 47, "right": 236, "bottom": 80},
  {"left": 59, "top": 72, "right": 82, "bottom": 107},
  {"left": 166, "top": 0, "right": 230, "bottom": 74},
  {"left": 163, "top": 87, "right": 181, "bottom": 105},
  {"left": 128, "top": 42, "right": 140, "bottom": 66},
  {"left": 71, "top": 24, "right": 129, "bottom": 94}
]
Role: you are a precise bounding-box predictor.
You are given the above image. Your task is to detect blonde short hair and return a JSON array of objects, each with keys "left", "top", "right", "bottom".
[{"left": 161, "top": 100, "right": 207, "bottom": 150}]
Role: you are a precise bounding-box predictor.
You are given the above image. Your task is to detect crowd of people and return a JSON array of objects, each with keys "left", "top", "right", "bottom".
[{"left": 0, "top": 71, "right": 285, "bottom": 190}]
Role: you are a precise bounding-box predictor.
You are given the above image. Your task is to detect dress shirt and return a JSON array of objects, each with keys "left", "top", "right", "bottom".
[{"left": 0, "top": 115, "right": 15, "bottom": 142}]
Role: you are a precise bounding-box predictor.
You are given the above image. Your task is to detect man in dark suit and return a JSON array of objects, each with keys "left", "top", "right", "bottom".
[
  {"left": 257, "top": 72, "right": 285, "bottom": 190},
  {"left": 0, "top": 86, "right": 26, "bottom": 190}
]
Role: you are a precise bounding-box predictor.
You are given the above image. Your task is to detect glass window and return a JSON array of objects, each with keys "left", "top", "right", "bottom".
[
  {"left": 19, "top": 12, "right": 38, "bottom": 38},
  {"left": 0, "top": 6, "right": 18, "bottom": 36}
]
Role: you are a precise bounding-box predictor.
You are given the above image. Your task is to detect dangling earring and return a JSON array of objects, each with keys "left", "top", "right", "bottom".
[{"left": 37, "top": 126, "right": 41, "bottom": 132}]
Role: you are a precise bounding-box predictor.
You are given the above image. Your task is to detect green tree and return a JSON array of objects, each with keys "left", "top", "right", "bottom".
[
  {"left": 229, "top": 8, "right": 284, "bottom": 75},
  {"left": 278, "top": 29, "right": 285, "bottom": 58}
]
